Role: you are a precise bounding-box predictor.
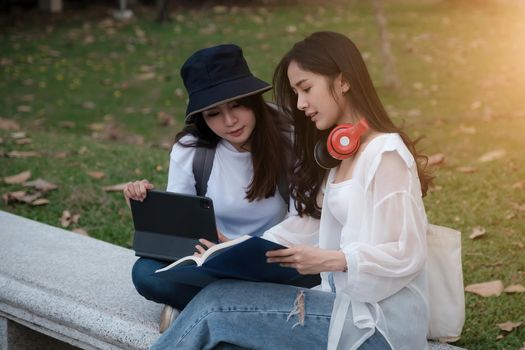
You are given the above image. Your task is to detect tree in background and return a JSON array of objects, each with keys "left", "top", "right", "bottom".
[{"left": 372, "top": 0, "right": 401, "bottom": 89}]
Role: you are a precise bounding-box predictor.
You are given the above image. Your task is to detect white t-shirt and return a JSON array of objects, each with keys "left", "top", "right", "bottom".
[
  {"left": 264, "top": 133, "right": 429, "bottom": 350},
  {"left": 167, "top": 135, "right": 287, "bottom": 239}
]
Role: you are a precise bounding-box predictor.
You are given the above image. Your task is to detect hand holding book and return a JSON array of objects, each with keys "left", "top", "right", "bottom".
[
  {"left": 195, "top": 230, "right": 230, "bottom": 256},
  {"left": 266, "top": 245, "right": 347, "bottom": 275}
]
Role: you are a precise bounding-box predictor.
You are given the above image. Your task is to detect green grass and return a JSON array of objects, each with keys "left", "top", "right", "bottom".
[{"left": 1, "top": 1, "right": 524, "bottom": 349}]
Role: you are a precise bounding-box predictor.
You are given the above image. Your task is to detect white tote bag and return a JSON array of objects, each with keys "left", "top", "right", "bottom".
[{"left": 426, "top": 224, "right": 465, "bottom": 342}]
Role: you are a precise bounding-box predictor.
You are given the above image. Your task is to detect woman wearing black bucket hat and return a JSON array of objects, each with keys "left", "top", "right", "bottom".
[{"left": 123, "top": 44, "right": 293, "bottom": 333}]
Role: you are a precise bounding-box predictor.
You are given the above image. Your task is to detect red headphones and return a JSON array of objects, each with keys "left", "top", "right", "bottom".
[
  {"left": 327, "top": 119, "right": 369, "bottom": 159},
  {"left": 314, "top": 119, "right": 370, "bottom": 169}
]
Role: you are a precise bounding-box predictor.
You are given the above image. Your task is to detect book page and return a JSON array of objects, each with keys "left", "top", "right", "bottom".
[
  {"left": 155, "top": 255, "right": 202, "bottom": 272},
  {"left": 155, "top": 234, "right": 251, "bottom": 273}
]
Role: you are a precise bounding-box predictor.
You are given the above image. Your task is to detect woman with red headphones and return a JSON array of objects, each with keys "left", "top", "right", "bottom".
[{"left": 151, "top": 32, "right": 434, "bottom": 350}]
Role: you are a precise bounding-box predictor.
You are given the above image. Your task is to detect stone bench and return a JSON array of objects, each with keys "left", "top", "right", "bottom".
[
  {"left": 0, "top": 210, "right": 159, "bottom": 349},
  {"left": 0, "top": 210, "right": 464, "bottom": 349}
]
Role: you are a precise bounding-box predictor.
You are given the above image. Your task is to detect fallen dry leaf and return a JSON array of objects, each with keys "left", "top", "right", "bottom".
[
  {"left": 285, "top": 25, "right": 297, "bottom": 34},
  {"left": 471, "top": 100, "right": 482, "bottom": 110},
  {"left": 469, "top": 226, "right": 486, "bottom": 239},
  {"left": 2, "top": 191, "right": 27, "bottom": 205},
  {"left": 465, "top": 280, "right": 504, "bottom": 297},
  {"left": 138, "top": 72, "right": 156, "bottom": 81},
  {"left": 11, "top": 131, "right": 27, "bottom": 139},
  {"left": 88, "top": 123, "right": 106, "bottom": 132},
  {"left": 20, "top": 94, "right": 34, "bottom": 101},
  {"left": 458, "top": 125, "right": 476, "bottom": 134},
  {"left": 17, "top": 105, "right": 32, "bottom": 113},
  {"left": 87, "top": 171, "right": 106, "bottom": 179},
  {"left": 60, "top": 210, "right": 81, "bottom": 227},
  {"left": 82, "top": 101, "right": 96, "bottom": 110},
  {"left": 54, "top": 151, "right": 68, "bottom": 159},
  {"left": 91, "top": 123, "right": 128, "bottom": 142},
  {"left": 513, "top": 181, "right": 525, "bottom": 190},
  {"left": 157, "top": 112, "right": 174, "bottom": 127},
  {"left": 59, "top": 121, "right": 76, "bottom": 128},
  {"left": 16, "top": 138, "right": 32, "bottom": 145},
  {"left": 3, "top": 191, "right": 43, "bottom": 205},
  {"left": 60, "top": 210, "right": 72, "bottom": 227},
  {"left": 31, "top": 198, "right": 49, "bottom": 206},
  {"left": 512, "top": 203, "right": 525, "bottom": 212},
  {"left": 4, "top": 170, "right": 31, "bottom": 184},
  {"left": 83, "top": 35, "right": 96, "bottom": 44},
  {"left": 103, "top": 183, "right": 127, "bottom": 192},
  {"left": 212, "top": 5, "right": 228, "bottom": 14},
  {"left": 124, "top": 134, "right": 144, "bottom": 145},
  {"left": 24, "top": 178, "right": 58, "bottom": 192},
  {"left": 72, "top": 228, "right": 89, "bottom": 236},
  {"left": 505, "top": 211, "right": 516, "bottom": 220},
  {"left": 497, "top": 321, "right": 522, "bottom": 332},
  {"left": 478, "top": 149, "right": 506, "bottom": 162},
  {"left": 0, "top": 117, "right": 20, "bottom": 130},
  {"left": 457, "top": 166, "right": 477, "bottom": 174},
  {"left": 428, "top": 153, "right": 445, "bottom": 166},
  {"left": 7, "top": 151, "right": 39, "bottom": 158},
  {"left": 504, "top": 284, "right": 525, "bottom": 293},
  {"left": 18, "top": 192, "right": 43, "bottom": 204},
  {"left": 157, "top": 141, "right": 173, "bottom": 150},
  {"left": 174, "top": 88, "right": 184, "bottom": 98},
  {"left": 428, "top": 184, "right": 442, "bottom": 192},
  {"left": 139, "top": 64, "right": 155, "bottom": 73}
]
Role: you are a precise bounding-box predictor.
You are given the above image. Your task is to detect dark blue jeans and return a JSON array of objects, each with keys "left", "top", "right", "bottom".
[{"left": 131, "top": 258, "right": 202, "bottom": 310}]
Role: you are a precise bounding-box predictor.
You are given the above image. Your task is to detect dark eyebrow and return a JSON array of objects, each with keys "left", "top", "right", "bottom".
[{"left": 292, "top": 79, "right": 308, "bottom": 88}]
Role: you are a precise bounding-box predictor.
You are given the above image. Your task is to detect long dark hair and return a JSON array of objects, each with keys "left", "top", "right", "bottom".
[
  {"left": 176, "top": 93, "right": 292, "bottom": 202},
  {"left": 273, "top": 31, "right": 432, "bottom": 218}
]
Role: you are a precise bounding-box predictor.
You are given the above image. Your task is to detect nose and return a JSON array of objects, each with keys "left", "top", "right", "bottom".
[
  {"left": 296, "top": 94, "right": 308, "bottom": 111},
  {"left": 223, "top": 109, "right": 237, "bottom": 126}
]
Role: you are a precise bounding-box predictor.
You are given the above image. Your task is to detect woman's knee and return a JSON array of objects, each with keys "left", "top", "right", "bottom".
[{"left": 131, "top": 258, "right": 163, "bottom": 295}]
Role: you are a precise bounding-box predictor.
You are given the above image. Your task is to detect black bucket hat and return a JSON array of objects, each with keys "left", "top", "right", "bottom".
[{"left": 181, "top": 44, "right": 272, "bottom": 123}]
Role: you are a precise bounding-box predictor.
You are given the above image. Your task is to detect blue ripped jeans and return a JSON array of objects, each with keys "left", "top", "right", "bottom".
[{"left": 150, "top": 279, "right": 391, "bottom": 350}]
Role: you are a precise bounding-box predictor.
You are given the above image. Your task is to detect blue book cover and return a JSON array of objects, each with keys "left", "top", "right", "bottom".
[{"left": 155, "top": 236, "right": 320, "bottom": 288}]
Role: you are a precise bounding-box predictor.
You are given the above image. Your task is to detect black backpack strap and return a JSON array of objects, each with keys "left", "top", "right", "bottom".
[{"left": 193, "top": 147, "right": 216, "bottom": 196}]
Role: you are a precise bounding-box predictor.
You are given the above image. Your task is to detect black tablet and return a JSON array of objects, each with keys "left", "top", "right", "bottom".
[{"left": 131, "top": 190, "right": 218, "bottom": 261}]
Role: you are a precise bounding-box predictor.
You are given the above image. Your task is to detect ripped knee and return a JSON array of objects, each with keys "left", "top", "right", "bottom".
[{"left": 287, "top": 290, "right": 305, "bottom": 328}]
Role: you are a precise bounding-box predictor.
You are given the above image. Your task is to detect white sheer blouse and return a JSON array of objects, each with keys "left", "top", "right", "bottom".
[{"left": 264, "top": 133, "right": 430, "bottom": 350}]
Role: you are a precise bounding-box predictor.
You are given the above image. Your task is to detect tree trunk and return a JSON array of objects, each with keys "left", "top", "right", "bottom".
[
  {"left": 372, "top": 0, "right": 401, "bottom": 89},
  {"left": 157, "top": 0, "right": 171, "bottom": 22}
]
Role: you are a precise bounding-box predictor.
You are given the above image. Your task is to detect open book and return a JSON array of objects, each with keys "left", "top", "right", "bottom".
[{"left": 155, "top": 235, "right": 320, "bottom": 288}]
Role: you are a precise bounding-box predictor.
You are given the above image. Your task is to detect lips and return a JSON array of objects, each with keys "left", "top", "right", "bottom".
[
  {"left": 306, "top": 112, "right": 318, "bottom": 121},
  {"left": 228, "top": 126, "right": 244, "bottom": 137}
]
